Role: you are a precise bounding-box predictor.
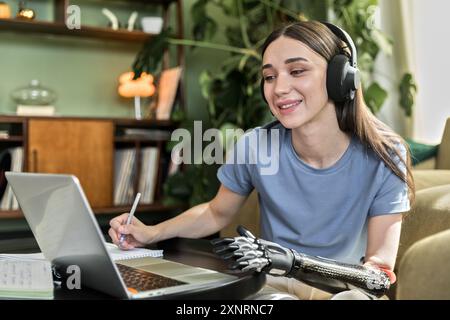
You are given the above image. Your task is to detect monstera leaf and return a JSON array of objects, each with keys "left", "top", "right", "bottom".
[
  {"left": 399, "top": 73, "right": 417, "bottom": 117},
  {"left": 132, "top": 29, "right": 170, "bottom": 78},
  {"left": 364, "top": 82, "right": 388, "bottom": 114}
]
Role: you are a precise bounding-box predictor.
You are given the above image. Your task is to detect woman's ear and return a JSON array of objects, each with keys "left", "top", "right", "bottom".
[{"left": 260, "top": 78, "right": 267, "bottom": 104}]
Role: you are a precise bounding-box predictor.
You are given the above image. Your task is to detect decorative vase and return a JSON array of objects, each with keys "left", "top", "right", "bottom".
[{"left": 11, "top": 80, "right": 57, "bottom": 106}]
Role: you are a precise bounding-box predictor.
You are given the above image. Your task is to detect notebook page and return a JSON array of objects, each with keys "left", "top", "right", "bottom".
[
  {"left": 105, "top": 242, "right": 163, "bottom": 261},
  {"left": 0, "top": 253, "right": 46, "bottom": 261},
  {"left": 0, "top": 259, "right": 54, "bottom": 299}
]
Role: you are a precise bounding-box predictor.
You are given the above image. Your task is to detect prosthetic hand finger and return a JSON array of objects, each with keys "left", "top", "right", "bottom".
[
  {"left": 235, "top": 249, "right": 264, "bottom": 262},
  {"left": 237, "top": 225, "right": 257, "bottom": 239},
  {"left": 211, "top": 237, "right": 242, "bottom": 255},
  {"left": 231, "top": 258, "right": 270, "bottom": 272},
  {"left": 221, "top": 251, "right": 243, "bottom": 260},
  {"left": 212, "top": 243, "right": 239, "bottom": 255},
  {"left": 210, "top": 237, "right": 235, "bottom": 246}
]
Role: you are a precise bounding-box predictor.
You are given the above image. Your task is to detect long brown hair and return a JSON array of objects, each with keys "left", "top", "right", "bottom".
[{"left": 261, "top": 21, "right": 415, "bottom": 207}]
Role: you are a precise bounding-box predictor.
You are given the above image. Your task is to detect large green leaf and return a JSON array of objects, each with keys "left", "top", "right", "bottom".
[
  {"left": 364, "top": 82, "right": 388, "bottom": 114},
  {"left": 371, "top": 28, "right": 393, "bottom": 56},
  {"left": 191, "top": 0, "right": 218, "bottom": 41},
  {"left": 132, "top": 29, "right": 170, "bottom": 78},
  {"left": 399, "top": 73, "right": 417, "bottom": 117}
]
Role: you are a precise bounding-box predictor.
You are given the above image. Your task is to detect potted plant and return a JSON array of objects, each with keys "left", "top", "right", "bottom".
[{"left": 132, "top": 0, "right": 418, "bottom": 206}]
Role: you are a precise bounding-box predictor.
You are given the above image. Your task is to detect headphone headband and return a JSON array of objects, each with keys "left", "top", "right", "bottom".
[{"left": 321, "top": 22, "right": 358, "bottom": 68}]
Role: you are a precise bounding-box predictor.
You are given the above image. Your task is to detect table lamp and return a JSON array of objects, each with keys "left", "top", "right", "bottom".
[{"left": 118, "top": 71, "right": 155, "bottom": 120}]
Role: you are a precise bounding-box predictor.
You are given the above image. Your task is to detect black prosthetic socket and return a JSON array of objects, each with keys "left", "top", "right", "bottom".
[{"left": 287, "top": 250, "right": 391, "bottom": 297}]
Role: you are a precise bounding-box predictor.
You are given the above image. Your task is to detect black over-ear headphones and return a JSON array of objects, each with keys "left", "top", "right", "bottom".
[
  {"left": 322, "top": 22, "right": 360, "bottom": 102},
  {"left": 260, "top": 22, "right": 361, "bottom": 104}
]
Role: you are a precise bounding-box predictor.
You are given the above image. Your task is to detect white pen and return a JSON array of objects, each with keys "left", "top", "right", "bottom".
[{"left": 119, "top": 193, "right": 141, "bottom": 247}]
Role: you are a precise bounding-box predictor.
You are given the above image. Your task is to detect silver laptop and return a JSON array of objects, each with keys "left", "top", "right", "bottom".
[{"left": 5, "top": 172, "right": 235, "bottom": 299}]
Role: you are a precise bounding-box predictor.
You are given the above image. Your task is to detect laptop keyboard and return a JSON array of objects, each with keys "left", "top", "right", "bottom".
[{"left": 116, "top": 263, "right": 186, "bottom": 292}]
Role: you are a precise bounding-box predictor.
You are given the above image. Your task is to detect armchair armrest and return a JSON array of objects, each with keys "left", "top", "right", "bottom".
[
  {"left": 412, "top": 170, "right": 450, "bottom": 191},
  {"left": 396, "top": 184, "right": 450, "bottom": 269},
  {"left": 396, "top": 229, "right": 450, "bottom": 299}
]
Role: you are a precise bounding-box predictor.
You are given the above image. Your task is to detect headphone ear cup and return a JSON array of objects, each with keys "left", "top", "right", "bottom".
[{"left": 327, "top": 54, "right": 350, "bottom": 103}]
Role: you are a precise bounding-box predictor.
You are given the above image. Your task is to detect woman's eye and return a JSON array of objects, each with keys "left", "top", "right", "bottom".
[
  {"left": 291, "top": 70, "right": 304, "bottom": 76},
  {"left": 264, "top": 75, "right": 275, "bottom": 82}
]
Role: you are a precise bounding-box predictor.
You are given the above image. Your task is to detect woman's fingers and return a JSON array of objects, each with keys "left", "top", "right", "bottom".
[{"left": 108, "top": 227, "right": 120, "bottom": 245}]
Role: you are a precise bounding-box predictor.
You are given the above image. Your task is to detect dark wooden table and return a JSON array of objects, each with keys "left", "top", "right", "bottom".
[{"left": 0, "top": 237, "right": 266, "bottom": 300}]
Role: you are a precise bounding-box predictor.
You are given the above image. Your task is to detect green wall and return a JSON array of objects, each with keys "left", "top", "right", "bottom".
[{"left": 0, "top": 0, "right": 229, "bottom": 120}]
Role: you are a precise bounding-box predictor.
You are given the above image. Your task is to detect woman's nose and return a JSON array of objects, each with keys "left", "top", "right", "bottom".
[{"left": 274, "top": 75, "right": 292, "bottom": 96}]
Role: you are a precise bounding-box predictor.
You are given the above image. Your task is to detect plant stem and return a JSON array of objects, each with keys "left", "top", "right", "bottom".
[
  {"left": 265, "top": 3, "right": 274, "bottom": 32},
  {"left": 259, "top": 0, "right": 299, "bottom": 20},
  {"left": 168, "top": 38, "right": 260, "bottom": 59},
  {"left": 237, "top": 0, "right": 252, "bottom": 48}
]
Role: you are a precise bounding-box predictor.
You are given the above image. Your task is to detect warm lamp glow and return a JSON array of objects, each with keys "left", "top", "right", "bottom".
[
  {"left": 117, "top": 71, "right": 156, "bottom": 120},
  {"left": 118, "top": 72, "right": 155, "bottom": 98}
]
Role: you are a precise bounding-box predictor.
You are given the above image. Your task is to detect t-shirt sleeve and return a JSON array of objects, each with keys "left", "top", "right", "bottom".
[
  {"left": 369, "top": 143, "right": 411, "bottom": 216},
  {"left": 217, "top": 133, "right": 255, "bottom": 196}
]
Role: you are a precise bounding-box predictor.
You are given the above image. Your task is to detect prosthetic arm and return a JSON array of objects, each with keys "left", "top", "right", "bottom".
[{"left": 211, "top": 226, "right": 396, "bottom": 297}]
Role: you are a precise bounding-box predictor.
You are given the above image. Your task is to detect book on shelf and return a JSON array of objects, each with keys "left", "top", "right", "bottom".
[
  {"left": 0, "top": 130, "right": 9, "bottom": 139},
  {"left": 155, "top": 66, "right": 182, "bottom": 121},
  {"left": 0, "top": 147, "right": 23, "bottom": 210},
  {"left": 167, "top": 147, "right": 182, "bottom": 176},
  {"left": 114, "top": 147, "right": 160, "bottom": 206},
  {"left": 16, "top": 105, "right": 55, "bottom": 116},
  {"left": 137, "top": 147, "right": 159, "bottom": 204},
  {"left": 114, "top": 148, "right": 137, "bottom": 206}
]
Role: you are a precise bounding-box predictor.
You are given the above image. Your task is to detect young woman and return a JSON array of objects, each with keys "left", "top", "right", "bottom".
[{"left": 109, "top": 21, "right": 414, "bottom": 300}]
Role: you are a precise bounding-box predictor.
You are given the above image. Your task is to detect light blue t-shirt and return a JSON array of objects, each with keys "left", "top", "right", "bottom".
[{"left": 217, "top": 121, "right": 410, "bottom": 264}]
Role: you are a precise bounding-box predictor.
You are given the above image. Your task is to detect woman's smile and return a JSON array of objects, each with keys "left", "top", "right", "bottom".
[{"left": 276, "top": 99, "right": 302, "bottom": 115}]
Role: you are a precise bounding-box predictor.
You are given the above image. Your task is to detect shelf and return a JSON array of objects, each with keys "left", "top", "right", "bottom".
[
  {"left": 0, "top": 211, "right": 23, "bottom": 219},
  {"left": 0, "top": 136, "right": 23, "bottom": 142},
  {"left": 114, "top": 137, "right": 162, "bottom": 143},
  {"left": 0, "top": 18, "right": 155, "bottom": 42},
  {"left": 0, "top": 203, "right": 185, "bottom": 219},
  {"left": 0, "top": 115, "right": 178, "bottom": 127},
  {"left": 114, "top": 118, "right": 178, "bottom": 126}
]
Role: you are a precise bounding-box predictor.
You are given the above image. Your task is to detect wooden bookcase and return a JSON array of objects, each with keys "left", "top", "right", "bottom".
[
  {"left": 0, "top": 115, "right": 183, "bottom": 219},
  {"left": 0, "top": 0, "right": 186, "bottom": 221}
]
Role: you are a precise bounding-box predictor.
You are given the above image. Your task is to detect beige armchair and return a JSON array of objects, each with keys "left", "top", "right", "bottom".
[
  {"left": 393, "top": 117, "right": 450, "bottom": 299},
  {"left": 222, "top": 118, "right": 450, "bottom": 299},
  {"left": 396, "top": 186, "right": 450, "bottom": 299}
]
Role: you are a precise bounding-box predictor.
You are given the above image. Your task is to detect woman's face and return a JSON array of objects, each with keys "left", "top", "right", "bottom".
[{"left": 262, "top": 36, "right": 331, "bottom": 129}]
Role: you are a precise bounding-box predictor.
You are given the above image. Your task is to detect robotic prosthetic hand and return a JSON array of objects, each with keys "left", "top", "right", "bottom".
[{"left": 211, "top": 226, "right": 395, "bottom": 297}]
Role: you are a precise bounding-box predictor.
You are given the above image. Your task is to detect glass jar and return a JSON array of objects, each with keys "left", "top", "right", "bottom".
[{"left": 11, "top": 80, "right": 57, "bottom": 106}]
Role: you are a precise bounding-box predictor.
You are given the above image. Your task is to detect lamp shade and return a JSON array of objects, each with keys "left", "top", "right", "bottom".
[
  {"left": 118, "top": 71, "right": 155, "bottom": 98},
  {"left": 0, "top": 2, "right": 11, "bottom": 19}
]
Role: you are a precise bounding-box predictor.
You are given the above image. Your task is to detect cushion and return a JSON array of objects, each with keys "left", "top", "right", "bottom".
[
  {"left": 397, "top": 229, "right": 450, "bottom": 299},
  {"left": 406, "top": 138, "right": 439, "bottom": 166}
]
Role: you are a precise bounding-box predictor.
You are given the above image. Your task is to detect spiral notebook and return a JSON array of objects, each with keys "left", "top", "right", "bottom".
[
  {"left": 104, "top": 242, "right": 163, "bottom": 261},
  {"left": 0, "top": 259, "right": 54, "bottom": 299}
]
